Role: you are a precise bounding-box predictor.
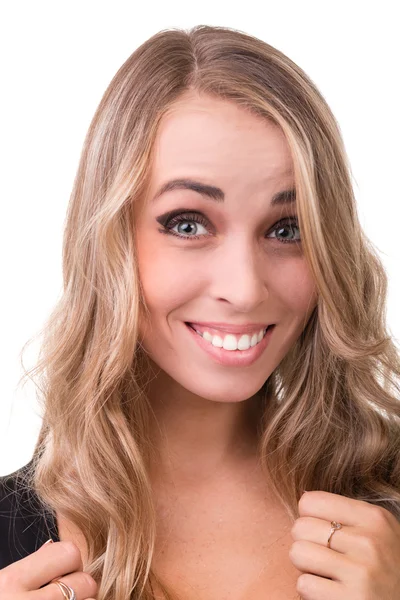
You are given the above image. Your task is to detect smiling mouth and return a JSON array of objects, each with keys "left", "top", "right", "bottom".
[{"left": 185, "top": 322, "right": 273, "bottom": 351}]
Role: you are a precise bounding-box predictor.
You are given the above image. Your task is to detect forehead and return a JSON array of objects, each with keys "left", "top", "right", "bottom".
[{"left": 149, "top": 93, "right": 294, "bottom": 193}]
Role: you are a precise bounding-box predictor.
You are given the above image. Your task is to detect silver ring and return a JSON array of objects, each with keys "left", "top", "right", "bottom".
[{"left": 53, "top": 580, "right": 77, "bottom": 600}]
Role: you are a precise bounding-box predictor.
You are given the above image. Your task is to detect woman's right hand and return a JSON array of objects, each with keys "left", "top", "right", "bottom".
[{"left": 0, "top": 540, "right": 98, "bottom": 599}]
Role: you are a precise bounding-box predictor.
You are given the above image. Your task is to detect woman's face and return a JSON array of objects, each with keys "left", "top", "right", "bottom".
[{"left": 134, "top": 91, "right": 318, "bottom": 404}]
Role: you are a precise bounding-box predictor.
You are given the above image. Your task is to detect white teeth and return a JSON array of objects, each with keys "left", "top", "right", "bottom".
[{"left": 193, "top": 327, "right": 268, "bottom": 351}]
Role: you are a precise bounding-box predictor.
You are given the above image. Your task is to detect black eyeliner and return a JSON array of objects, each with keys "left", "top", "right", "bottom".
[
  {"left": 155, "top": 208, "right": 206, "bottom": 227},
  {"left": 155, "top": 209, "right": 301, "bottom": 244}
]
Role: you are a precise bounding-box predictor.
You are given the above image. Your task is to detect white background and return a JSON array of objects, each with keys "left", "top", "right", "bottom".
[{"left": 1, "top": 1, "right": 399, "bottom": 475}]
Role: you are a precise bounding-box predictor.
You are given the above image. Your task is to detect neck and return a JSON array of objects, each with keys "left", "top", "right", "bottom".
[{"left": 143, "top": 365, "right": 262, "bottom": 485}]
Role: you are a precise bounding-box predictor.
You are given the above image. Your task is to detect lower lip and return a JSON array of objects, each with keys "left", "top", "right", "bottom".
[{"left": 184, "top": 323, "right": 275, "bottom": 367}]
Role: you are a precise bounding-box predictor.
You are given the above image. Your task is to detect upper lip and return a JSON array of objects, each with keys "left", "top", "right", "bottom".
[{"left": 186, "top": 322, "right": 274, "bottom": 334}]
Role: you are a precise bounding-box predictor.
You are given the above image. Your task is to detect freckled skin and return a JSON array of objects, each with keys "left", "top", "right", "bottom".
[
  {"left": 134, "top": 90, "right": 318, "bottom": 407},
  {"left": 56, "top": 92, "right": 318, "bottom": 600}
]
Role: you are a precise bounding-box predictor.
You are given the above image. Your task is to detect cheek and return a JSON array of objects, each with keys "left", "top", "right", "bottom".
[
  {"left": 271, "top": 260, "right": 318, "bottom": 316},
  {"left": 136, "top": 233, "right": 199, "bottom": 314}
]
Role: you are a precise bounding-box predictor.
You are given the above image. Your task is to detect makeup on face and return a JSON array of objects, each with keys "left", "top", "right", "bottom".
[{"left": 135, "top": 93, "right": 318, "bottom": 405}]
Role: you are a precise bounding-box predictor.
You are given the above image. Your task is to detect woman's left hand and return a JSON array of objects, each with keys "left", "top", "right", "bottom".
[{"left": 289, "top": 490, "right": 400, "bottom": 600}]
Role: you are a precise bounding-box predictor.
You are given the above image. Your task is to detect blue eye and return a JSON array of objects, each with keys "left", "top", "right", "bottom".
[
  {"left": 156, "top": 210, "right": 211, "bottom": 241},
  {"left": 266, "top": 218, "right": 301, "bottom": 244},
  {"left": 156, "top": 211, "right": 301, "bottom": 244},
  {"left": 161, "top": 214, "right": 209, "bottom": 239}
]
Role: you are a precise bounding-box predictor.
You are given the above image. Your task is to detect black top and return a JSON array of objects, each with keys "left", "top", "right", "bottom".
[{"left": 0, "top": 461, "right": 60, "bottom": 570}]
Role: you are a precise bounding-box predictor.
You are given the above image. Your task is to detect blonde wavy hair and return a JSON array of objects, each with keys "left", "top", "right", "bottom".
[{"left": 16, "top": 24, "right": 400, "bottom": 600}]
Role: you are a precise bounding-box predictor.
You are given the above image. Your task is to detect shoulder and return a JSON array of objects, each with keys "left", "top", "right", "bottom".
[
  {"left": 0, "top": 461, "right": 57, "bottom": 569},
  {"left": 0, "top": 460, "right": 35, "bottom": 514},
  {"left": 0, "top": 461, "right": 32, "bottom": 520}
]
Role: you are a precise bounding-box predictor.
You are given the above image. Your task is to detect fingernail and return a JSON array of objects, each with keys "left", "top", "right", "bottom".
[{"left": 42, "top": 538, "right": 54, "bottom": 546}]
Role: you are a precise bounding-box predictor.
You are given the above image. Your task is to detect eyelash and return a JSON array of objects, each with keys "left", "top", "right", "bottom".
[{"left": 157, "top": 211, "right": 301, "bottom": 244}]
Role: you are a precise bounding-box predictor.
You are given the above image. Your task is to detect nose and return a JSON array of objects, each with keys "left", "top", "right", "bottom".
[{"left": 209, "top": 236, "right": 267, "bottom": 312}]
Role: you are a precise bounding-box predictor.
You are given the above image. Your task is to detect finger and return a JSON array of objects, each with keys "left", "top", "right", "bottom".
[
  {"left": 298, "top": 491, "right": 395, "bottom": 529},
  {"left": 0, "top": 541, "right": 83, "bottom": 592},
  {"left": 290, "top": 540, "right": 353, "bottom": 582},
  {"left": 296, "top": 573, "right": 345, "bottom": 600},
  {"left": 292, "top": 516, "right": 350, "bottom": 554},
  {"left": 31, "top": 571, "right": 97, "bottom": 600}
]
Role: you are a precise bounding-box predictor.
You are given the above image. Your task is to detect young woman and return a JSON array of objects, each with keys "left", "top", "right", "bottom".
[{"left": 1, "top": 24, "right": 399, "bottom": 600}]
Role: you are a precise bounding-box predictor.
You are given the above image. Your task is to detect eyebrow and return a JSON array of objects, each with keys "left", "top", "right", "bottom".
[{"left": 152, "top": 178, "right": 296, "bottom": 206}]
